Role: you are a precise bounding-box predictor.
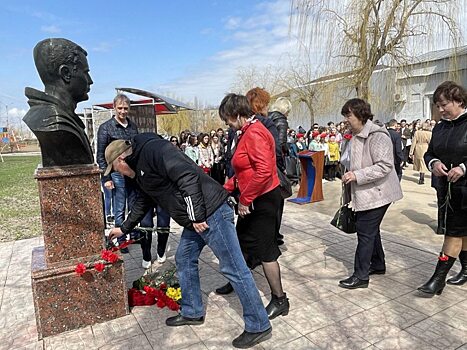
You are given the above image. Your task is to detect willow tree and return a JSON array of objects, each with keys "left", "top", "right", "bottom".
[{"left": 290, "top": 0, "right": 462, "bottom": 100}]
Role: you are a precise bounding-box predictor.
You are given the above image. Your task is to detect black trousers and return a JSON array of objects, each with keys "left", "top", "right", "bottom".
[{"left": 354, "top": 204, "right": 390, "bottom": 280}]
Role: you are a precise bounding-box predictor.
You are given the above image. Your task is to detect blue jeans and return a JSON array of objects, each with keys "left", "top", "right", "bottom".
[
  {"left": 175, "top": 202, "right": 270, "bottom": 333},
  {"left": 111, "top": 172, "right": 127, "bottom": 228},
  {"left": 101, "top": 179, "right": 113, "bottom": 217}
]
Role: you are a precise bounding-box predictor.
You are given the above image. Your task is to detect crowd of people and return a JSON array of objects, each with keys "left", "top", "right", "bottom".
[{"left": 99, "top": 81, "right": 466, "bottom": 349}]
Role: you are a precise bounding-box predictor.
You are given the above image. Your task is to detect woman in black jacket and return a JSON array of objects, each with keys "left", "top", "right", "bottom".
[
  {"left": 269, "top": 97, "right": 292, "bottom": 246},
  {"left": 418, "top": 81, "right": 467, "bottom": 295}
]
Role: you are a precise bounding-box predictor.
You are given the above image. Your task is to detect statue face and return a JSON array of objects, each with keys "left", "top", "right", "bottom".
[{"left": 70, "top": 51, "right": 93, "bottom": 103}]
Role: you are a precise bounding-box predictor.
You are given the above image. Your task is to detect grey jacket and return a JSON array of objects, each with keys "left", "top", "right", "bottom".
[{"left": 349, "top": 120, "right": 403, "bottom": 211}]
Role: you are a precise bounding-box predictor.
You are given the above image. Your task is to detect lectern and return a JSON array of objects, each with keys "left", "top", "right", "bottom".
[{"left": 288, "top": 150, "right": 324, "bottom": 204}]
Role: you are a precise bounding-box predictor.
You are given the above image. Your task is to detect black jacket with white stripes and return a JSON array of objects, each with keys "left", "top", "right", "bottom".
[{"left": 121, "top": 133, "right": 229, "bottom": 233}]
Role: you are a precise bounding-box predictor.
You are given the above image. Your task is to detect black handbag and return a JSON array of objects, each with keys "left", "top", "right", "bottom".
[
  {"left": 277, "top": 168, "right": 293, "bottom": 199},
  {"left": 330, "top": 185, "right": 356, "bottom": 233}
]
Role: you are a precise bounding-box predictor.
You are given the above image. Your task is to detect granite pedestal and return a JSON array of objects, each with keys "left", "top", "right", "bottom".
[{"left": 30, "top": 164, "right": 128, "bottom": 339}]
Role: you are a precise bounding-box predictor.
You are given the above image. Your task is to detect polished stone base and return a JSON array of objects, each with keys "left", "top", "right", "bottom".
[
  {"left": 31, "top": 247, "right": 128, "bottom": 339},
  {"left": 35, "top": 164, "right": 105, "bottom": 264}
]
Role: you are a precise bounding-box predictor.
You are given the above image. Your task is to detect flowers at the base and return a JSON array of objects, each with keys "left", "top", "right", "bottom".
[
  {"left": 74, "top": 248, "right": 122, "bottom": 276},
  {"left": 75, "top": 263, "right": 86, "bottom": 276},
  {"left": 94, "top": 262, "right": 105, "bottom": 272},
  {"left": 129, "top": 266, "right": 181, "bottom": 311},
  {"left": 166, "top": 287, "right": 182, "bottom": 301}
]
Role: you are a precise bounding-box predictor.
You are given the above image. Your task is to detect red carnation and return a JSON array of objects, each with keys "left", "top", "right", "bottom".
[
  {"left": 75, "top": 263, "right": 86, "bottom": 276},
  {"left": 107, "top": 252, "right": 120, "bottom": 264},
  {"left": 101, "top": 249, "right": 111, "bottom": 260},
  {"left": 159, "top": 282, "right": 167, "bottom": 290},
  {"left": 343, "top": 133, "right": 352, "bottom": 140},
  {"left": 143, "top": 294, "right": 156, "bottom": 306},
  {"left": 156, "top": 298, "right": 166, "bottom": 308},
  {"left": 118, "top": 240, "right": 134, "bottom": 250},
  {"left": 94, "top": 262, "right": 105, "bottom": 272},
  {"left": 167, "top": 299, "right": 180, "bottom": 311}
]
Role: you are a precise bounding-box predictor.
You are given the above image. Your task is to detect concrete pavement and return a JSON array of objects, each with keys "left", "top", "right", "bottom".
[{"left": 0, "top": 175, "right": 465, "bottom": 349}]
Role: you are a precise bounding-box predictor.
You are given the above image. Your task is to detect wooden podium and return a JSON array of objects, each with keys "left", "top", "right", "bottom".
[{"left": 288, "top": 150, "right": 324, "bottom": 204}]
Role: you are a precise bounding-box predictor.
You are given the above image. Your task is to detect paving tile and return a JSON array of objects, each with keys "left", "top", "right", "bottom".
[
  {"left": 132, "top": 304, "right": 175, "bottom": 333},
  {"left": 286, "top": 280, "right": 336, "bottom": 308},
  {"left": 203, "top": 325, "right": 265, "bottom": 350},
  {"left": 43, "top": 326, "right": 98, "bottom": 349},
  {"left": 373, "top": 330, "right": 438, "bottom": 350},
  {"left": 190, "top": 312, "right": 241, "bottom": 342},
  {"left": 180, "top": 342, "right": 209, "bottom": 349},
  {"left": 395, "top": 288, "right": 461, "bottom": 316},
  {"left": 365, "top": 300, "right": 428, "bottom": 329},
  {"left": 305, "top": 323, "right": 371, "bottom": 349},
  {"left": 339, "top": 310, "right": 403, "bottom": 344},
  {"left": 9, "top": 341, "right": 43, "bottom": 350},
  {"left": 279, "top": 336, "right": 320, "bottom": 349},
  {"left": 0, "top": 319, "right": 37, "bottom": 350},
  {"left": 260, "top": 318, "right": 302, "bottom": 349},
  {"left": 432, "top": 300, "right": 467, "bottom": 332},
  {"left": 283, "top": 295, "right": 363, "bottom": 334},
  {"left": 405, "top": 318, "right": 467, "bottom": 349},
  {"left": 369, "top": 275, "right": 414, "bottom": 299},
  {"left": 146, "top": 325, "right": 202, "bottom": 350},
  {"left": 99, "top": 334, "right": 153, "bottom": 350},
  {"left": 282, "top": 241, "right": 316, "bottom": 254},
  {"left": 387, "top": 269, "right": 433, "bottom": 289},
  {"left": 339, "top": 287, "right": 391, "bottom": 310},
  {"left": 91, "top": 315, "right": 143, "bottom": 347}
]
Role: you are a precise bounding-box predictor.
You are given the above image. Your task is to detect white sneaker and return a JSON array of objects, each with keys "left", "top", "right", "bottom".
[
  {"left": 142, "top": 260, "right": 151, "bottom": 269},
  {"left": 157, "top": 254, "right": 166, "bottom": 264}
]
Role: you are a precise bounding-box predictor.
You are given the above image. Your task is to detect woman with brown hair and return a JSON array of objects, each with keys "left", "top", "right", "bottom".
[
  {"left": 410, "top": 121, "right": 432, "bottom": 184},
  {"left": 246, "top": 87, "right": 287, "bottom": 246},
  {"left": 418, "top": 81, "right": 467, "bottom": 295}
]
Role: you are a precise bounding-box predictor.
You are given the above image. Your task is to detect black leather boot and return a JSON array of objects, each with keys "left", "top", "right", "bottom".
[
  {"left": 418, "top": 173, "right": 425, "bottom": 185},
  {"left": 447, "top": 251, "right": 467, "bottom": 285},
  {"left": 215, "top": 282, "right": 234, "bottom": 295},
  {"left": 265, "top": 293, "right": 289, "bottom": 319},
  {"left": 418, "top": 253, "right": 456, "bottom": 295}
]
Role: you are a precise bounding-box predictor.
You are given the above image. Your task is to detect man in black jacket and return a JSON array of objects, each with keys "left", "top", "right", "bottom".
[{"left": 107, "top": 133, "right": 271, "bottom": 348}]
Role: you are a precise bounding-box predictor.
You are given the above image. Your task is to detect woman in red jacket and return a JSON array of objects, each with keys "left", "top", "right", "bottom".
[{"left": 218, "top": 93, "right": 289, "bottom": 320}]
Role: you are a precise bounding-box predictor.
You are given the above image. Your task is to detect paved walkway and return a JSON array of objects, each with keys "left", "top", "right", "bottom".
[{"left": 1, "top": 177, "right": 466, "bottom": 350}]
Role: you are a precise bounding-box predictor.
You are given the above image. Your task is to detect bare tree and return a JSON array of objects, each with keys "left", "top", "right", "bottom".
[
  {"left": 290, "top": 0, "right": 462, "bottom": 100},
  {"left": 230, "top": 65, "right": 285, "bottom": 96}
]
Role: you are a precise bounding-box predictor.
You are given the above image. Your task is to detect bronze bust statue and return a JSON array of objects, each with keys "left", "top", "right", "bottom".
[{"left": 23, "top": 38, "right": 94, "bottom": 167}]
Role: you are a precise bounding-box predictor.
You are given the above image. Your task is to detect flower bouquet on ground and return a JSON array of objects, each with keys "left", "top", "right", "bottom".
[{"left": 128, "top": 264, "right": 181, "bottom": 311}]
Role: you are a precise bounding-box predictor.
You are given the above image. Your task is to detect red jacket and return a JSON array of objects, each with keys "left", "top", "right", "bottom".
[{"left": 224, "top": 119, "right": 280, "bottom": 206}]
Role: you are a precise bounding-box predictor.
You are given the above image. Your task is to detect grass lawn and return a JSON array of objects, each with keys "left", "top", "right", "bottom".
[{"left": 0, "top": 155, "right": 42, "bottom": 242}]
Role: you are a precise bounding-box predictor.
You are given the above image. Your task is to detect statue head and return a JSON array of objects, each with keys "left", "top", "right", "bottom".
[{"left": 33, "top": 38, "right": 93, "bottom": 103}]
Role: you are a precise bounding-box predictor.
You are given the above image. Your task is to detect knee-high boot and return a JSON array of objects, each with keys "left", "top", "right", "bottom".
[
  {"left": 447, "top": 250, "right": 467, "bottom": 285},
  {"left": 418, "top": 253, "right": 456, "bottom": 295}
]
